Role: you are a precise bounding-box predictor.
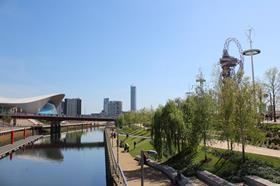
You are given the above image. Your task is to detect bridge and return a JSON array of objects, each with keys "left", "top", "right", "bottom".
[
  {"left": 0, "top": 113, "right": 116, "bottom": 141},
  {"left": 0, "top": 113, "right": 116, "bottom": 122}
]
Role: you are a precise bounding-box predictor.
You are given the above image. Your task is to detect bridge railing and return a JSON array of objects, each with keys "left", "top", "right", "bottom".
[{"left": 104, "top": 128, "right": 128, "bottom": 186}]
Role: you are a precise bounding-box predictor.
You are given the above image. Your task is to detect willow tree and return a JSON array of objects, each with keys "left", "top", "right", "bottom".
[
  {"left": 151, "top": 107, "right": 164, "bottom": 158},
  {"left": 151, "top": 99, "right": 186, "bottom": 159},
  {"left": 160, "top": 100, "right": 185, "bottom": 155}
]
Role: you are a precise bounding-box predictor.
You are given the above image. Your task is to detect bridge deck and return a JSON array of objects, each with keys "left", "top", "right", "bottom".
[{"left": 0, "top": 135, "right": 43, "bottom": 159}]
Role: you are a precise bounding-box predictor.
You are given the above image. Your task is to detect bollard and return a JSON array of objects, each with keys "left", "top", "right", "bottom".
[{"left": 11, "top": 130, "right": 14, "bottom": 144}]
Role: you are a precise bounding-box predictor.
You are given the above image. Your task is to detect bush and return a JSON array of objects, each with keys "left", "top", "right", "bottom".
[{"left": 240, "top": 160, "right": 280, "bottom": 183}]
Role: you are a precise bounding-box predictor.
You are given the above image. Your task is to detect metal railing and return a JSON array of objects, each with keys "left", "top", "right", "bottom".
[{"left": 104, "top": 128, "right": 128, "bottom": 186}]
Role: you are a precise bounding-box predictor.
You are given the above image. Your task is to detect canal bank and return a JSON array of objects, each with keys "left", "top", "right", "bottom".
[
  {"left": 104, "top": 128, "right": 128, "bottom": 186},
  {"left": 103, "top": 128, "right": 173, "bottom": 186},
  {"left": 0, "top": 122, "right": 97, "bottom": 146}
]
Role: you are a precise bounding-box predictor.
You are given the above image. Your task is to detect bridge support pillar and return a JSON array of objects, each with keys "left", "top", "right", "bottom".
[{"left": 50, "top": 122, "right": 61, "bottom": 142}]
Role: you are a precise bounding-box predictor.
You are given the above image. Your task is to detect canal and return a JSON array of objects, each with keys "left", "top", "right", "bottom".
[{"left": 0, "top": 128, "right": 106, "bottom": 186}]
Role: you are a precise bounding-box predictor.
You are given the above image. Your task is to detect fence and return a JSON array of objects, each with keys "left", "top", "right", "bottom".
[{"left": 104, "top": 128, "right": 128, "bottom": 186}]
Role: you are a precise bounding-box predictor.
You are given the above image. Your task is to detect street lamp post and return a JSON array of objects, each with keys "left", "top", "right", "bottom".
[
  {"left": 141, "top": 151, "right": 144, "bottom": 186},
  {"left": 242, "top": 28, "right": 261, "bottom": 95},
  {"left": 140, "top": 150, "right": 157, "bottom": 186}
]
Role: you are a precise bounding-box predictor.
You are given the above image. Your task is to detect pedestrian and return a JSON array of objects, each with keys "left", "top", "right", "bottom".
[
  {"left": 124, "top": 143, "right": 129, "bottom": 152},
  {"left": 127, "top": 144, "right": 129, "bottom": 152},
  {"left": 113, "top": 132, "right": 116, "bottom": 139},
  {"left": 143, "top": 153, "right": 147, "bottom": 164},
  {"left": 134, "top": 141, "right": 136, "bottom": 149},
  {"left": 124, "top": 143, "right": 127, "bottom": 152}
]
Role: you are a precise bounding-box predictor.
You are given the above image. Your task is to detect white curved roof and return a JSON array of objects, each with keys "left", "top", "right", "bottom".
[{"left": 0, "top": 93, "right": 65, "bottom": 114}]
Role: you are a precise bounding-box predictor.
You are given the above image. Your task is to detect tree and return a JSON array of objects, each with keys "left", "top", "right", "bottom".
[
  {"left": 120, "top": 109, "right": 155, "bottom": 128},
  {"left": 216, "top": 77, "right": 237, "bottom": 150},
  {"left": 116, "top": 114, "right": 125, "bottom": 128},
  {"left": 181, "top": 95, "right": 200, "bottom": 152},
  {"left": 151, "top": 107, "right": 164, "bottom": 159},
  {"left": 233, "top": 77, "right": 264, "bottom": 162},
  {"left": 264, "top": 67, "right": 280, "bottom": 122},
  {"left": 160, "top": 100, "right": 185, "bottom": 155},
  {"left": 151, "top": 99, "right": 189, "bottom": 159},
  {"left": 192, "top": 81, "right": 215, "bottom": 161}
]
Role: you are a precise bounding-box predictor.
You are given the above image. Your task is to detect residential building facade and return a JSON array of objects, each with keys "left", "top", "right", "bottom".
[{"left": 64, "top": 98, "right": 82, "bottom": 116}]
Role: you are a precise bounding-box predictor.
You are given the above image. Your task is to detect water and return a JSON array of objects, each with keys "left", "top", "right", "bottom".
[{"left": 0, "top": 128, "right": 106, "bottom": 186}]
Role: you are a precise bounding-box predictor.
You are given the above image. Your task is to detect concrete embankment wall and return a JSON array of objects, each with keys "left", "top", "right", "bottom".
[{"left": 104, "top": 128, "right": 115, "bottom": 186}]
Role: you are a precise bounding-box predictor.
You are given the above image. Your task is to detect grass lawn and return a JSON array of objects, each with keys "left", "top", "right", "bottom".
[
  {"left": 119, "top": 135, "right": 153, "bottom": 157},
  {"left": 118, "top": 128, "right": 169, "bottom": 161}
]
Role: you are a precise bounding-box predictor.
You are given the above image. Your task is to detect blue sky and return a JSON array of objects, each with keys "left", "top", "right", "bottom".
[{"left": 0, "top": 0, "right": 279, "bottom": 113}]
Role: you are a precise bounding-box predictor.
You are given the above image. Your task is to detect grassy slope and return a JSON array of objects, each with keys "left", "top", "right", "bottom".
[
  {"left": 119, "top": 127, "right": 150, "bottom": 137},
  {"left": 193, "top": 147, "right": 280, "bottom": 183},
  {"left": 118, "top": 127, "right": 280, "bottom": 183},
  {"left": 119, "top": 135, "right": 153, "bottom": 157},
  {"left": 194, "top": 147, "right": 280, "bottom": 169}
]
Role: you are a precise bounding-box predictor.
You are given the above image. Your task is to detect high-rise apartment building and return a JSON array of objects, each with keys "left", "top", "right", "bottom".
[
  {"left": 64, "top": 98, "right": 82, "bottom": 116},
  {"left": 130, "top": 85, "right": 136, "bottom": 111},
  {"left": 108, "top": 101, "right": 122, "bottom": 116},
  {"left": 103, "top": 98, "right": 122, "bottom": 116},
  {"left": 103, "top": 98, "right": 109, "bottom": 115}
]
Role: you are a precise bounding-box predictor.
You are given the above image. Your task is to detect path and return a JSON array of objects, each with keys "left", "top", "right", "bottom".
[
  {"left": 121, "top": 132, "right": 280, "bottom": 158},
  {"left": 112, "top": 139, "right": 172, "bottom": 186},
  {"left": 210, "top": 140, "right": 280, "bottom": 158}
]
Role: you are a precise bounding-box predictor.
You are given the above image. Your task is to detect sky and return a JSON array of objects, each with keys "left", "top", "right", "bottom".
[{"left": 0, "top": 0, "right": 279, "bottom": 113}]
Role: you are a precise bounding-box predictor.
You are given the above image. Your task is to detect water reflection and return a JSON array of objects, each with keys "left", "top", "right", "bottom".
[
  {"left": 16, "top": 148, "right": 64, "bottom": 162},
  {"left": 16, "top": 128, "right": 104, "bottom": 162},
  {"left": 0, "top": 128, "right": 106, "bottom": 186}
]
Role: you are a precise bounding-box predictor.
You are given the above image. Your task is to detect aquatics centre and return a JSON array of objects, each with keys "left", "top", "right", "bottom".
[{"left": 0, "top": 93, "right": 65, "bottom": 115}]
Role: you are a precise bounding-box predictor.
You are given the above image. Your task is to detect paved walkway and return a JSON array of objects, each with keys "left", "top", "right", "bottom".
[
  {"left": 210, "top": 140, "right": 280, "bottom": 158},
  {"left": 112, "top": 139, "right": 172, "bottom": 186},
  {"left": 121, "top": 132, "right": 280, "bottom": 158}
]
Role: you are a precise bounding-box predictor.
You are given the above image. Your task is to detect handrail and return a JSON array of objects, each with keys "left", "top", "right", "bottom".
[
  {"left": 105, "top": 128, "right": 128, "bottom": 186},
  {"left": 0, "top": 127, "right": 31, "bottom": 135}
]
